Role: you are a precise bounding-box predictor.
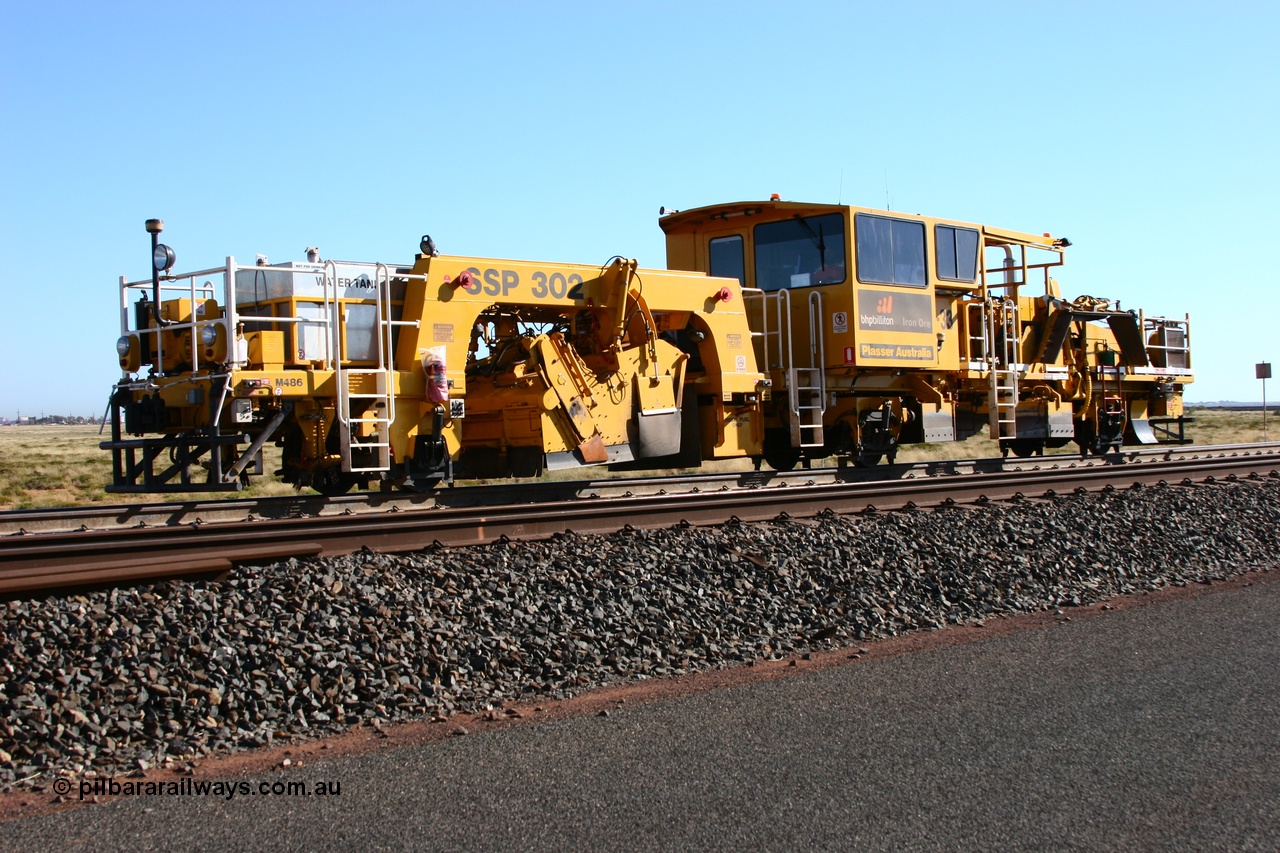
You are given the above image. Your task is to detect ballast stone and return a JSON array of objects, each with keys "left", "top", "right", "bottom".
[{"left": 0, "top": 479, "right": 1277, "bottom": 789}]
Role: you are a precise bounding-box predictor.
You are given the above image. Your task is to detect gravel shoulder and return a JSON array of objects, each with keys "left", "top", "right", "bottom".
[
  {"left": 2, "top": 479, "right": 1278, "bottom": 794},
  {"left": 2, "top": 566, "right": 1277, "bottom": 850}
]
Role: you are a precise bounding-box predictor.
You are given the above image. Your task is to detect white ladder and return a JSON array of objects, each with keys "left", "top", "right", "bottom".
[
  {"left": 987, "top": 297, "right": 1020, "bottom": 440},
  {"left": 329, "top": 262, "right": 395, "bottom": 473},
  {"left": 788, "top": 291, "right": 826, "bottom": 448},
  {"left": 743, "top": 287, "right": 827, "bottom": 449},
  {"left": 790, "top": 366, "right": 826, "bottom": 448}
]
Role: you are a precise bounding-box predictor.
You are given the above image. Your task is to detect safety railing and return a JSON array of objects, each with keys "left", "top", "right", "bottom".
[
  {"left": 979, "top": 243, "right": 1064, "bottom": 300},
  {"left": 116, "top": 266, "right": 222, "bottom": 380},
  {"left": 741, "top": 287, "right": 826, "bottom": 448},
  {"left": 1139, "top": 312, "right": 1192, "bottom": 374},
  {"left": 116, "top": 257, "right": 342, "bottom": 380},
  {"left": 741, "top": 287, "right": 776, "bottom": 372}
]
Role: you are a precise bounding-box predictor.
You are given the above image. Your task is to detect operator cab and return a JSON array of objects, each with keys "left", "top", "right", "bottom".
[
  {"left": 658, "top": 198, "right": 1014, "bottom": 375},
  {"left": 658, "top": 197, "right": 1014, "bottom": 296},
  {"left": 658, "top": 197, "right": 1072, "bottom": 342}
]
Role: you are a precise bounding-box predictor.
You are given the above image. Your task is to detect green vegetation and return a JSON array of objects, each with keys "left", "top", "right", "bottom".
[{"left": 0, "top": 407, "right": 1271, "bottom": 510}]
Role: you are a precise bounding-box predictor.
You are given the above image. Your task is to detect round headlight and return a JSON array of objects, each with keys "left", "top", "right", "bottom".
[
  {"left": 153, "top": 243, "right": 176, "bottom": 272},
  {"left": 116, "top": 335, "right": 132, "bottom": 357},
  {"left": 200, "top": 325, "right": 218, "bottom": 346}
]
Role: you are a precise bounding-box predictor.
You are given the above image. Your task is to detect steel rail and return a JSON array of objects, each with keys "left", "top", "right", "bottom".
[
  {"left": 2, "top": 451, "right": 1277, "bottom": 596},
  {"left": 4, "top": 442, "right": 1278, "bottom": 537}
]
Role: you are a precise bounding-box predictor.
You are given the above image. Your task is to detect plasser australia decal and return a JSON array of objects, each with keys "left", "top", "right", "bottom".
[{"left": 858, "top": 342, "right": 935, "bottom": 361}]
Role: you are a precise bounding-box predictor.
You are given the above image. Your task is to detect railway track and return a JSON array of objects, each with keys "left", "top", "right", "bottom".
[
  {"left": 5, "top": 442, "right": 1276, "bottom": 535},
  {"left": 2, "top": 443, "right": 1278, "bottom": 596}
]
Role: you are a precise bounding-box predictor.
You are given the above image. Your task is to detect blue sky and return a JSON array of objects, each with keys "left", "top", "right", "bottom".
[{"left": 2, "top": 1, "right": 1277, "bottom": 416}]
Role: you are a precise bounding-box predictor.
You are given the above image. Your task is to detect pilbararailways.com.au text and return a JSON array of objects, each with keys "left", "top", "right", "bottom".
[{"left": 58, "top": 776, "right": 342, "bottom": 801}]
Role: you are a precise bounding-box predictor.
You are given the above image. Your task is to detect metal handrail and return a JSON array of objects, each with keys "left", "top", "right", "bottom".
[
  {"left": 776, "top": 287, "right": 792, "bottom": 383},
  {"left": 117, "top": 269, "right": 221, "bottom": 378},
  {"left": 327, "top": 260, "right": 352, "bottom": 428},
  {"left": 805, "top": 290, "right": 826, "bottom": 414},
  {"left": 740, "top": 287, "right": 770, "bottom": 372},
  {"left": 1136, "top": 311, "right": 1192, "bottom": 372}
]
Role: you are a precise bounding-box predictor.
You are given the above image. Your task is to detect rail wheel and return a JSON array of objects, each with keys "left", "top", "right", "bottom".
[
  {"left": 508, "top": 446, "right": 544, "bottom": 479},
  {"left": 311, "top": 463, "right": 357, "bottom": 496},
  {"left": 763, "top": 447, "right": 801, "bottom": 472},
  {"left": 396, "top": 478, "right": 439, "bottom": 494},
  {"left": 857, "top": 403, "right": 900, "bottom": 467},
  {"left": 1003, "top": 438, "right": 1045, "bottom": 458},
  {"left": 762, "top": 428, "right": 801, "bottom": 472},
  {"left": 1074, "top": 419, "right": 1093, "bottom": 458},
  {"left": 1074, "top": 422, "right": 1121, "bottom": 458}
]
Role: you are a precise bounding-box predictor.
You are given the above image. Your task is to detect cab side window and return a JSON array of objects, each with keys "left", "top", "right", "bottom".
[
  {"left": 936, "top": 224, "right": 979, "bottom": 283},
  {"left": 709, "top": 235, "right": 745, "bottom": 287},
  {"left": 856, "top": 214, "right": 926, "bottom": 287},
  {"left": 752, "top": 213, "right": 846, "bottom": 292}
]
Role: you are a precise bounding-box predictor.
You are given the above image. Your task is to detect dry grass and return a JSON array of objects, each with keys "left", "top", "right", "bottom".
[
  {"left": 896, "top": 407, "right": 1278, "bottom": 462},
  {"left": 1180, "top": 406, "right": 1277, "bottom": 446},
  {"left": 0, "top": 424, "right": 295, "bottom": 511},
  {"left": 0, "top": 407, "right": 1272, "bottom": 509}
]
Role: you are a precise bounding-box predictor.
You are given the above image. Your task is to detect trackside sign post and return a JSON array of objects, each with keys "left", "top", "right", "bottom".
[{"left": 1259, "top": 362, "right": 1271, "bottom": 439}]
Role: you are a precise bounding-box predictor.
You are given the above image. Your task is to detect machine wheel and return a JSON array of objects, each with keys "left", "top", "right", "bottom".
[
  {"left": 857, "top": 403, "right": 900, "bottom": 468},
  {"left": 1074, "top": 421, "right": 1095, "bottom": 459},
  {"left": 396, "top": 478, "right": 439, "bottom": 494},
  {"left": 762, "top": 428, "right": 800, "bottom": 472},
  {"left": 1008, "top": 439, "right": 1044, "bottom": 458},
  {"left": 763, "top": 447, "right": 801, "bottom": 472},
  {"left": 1075, "top": 423, "right": 1120, "bottom": 458},
  {"left": 508, "top": 446, "right": 544, "bottom": 479},
  {"left": 312, "top": 464, "right": 356, "bottom": 496}
]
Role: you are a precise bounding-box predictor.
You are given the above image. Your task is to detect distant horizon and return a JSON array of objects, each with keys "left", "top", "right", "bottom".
[{"left": 2, "top": 400, "right": 1277, "bottom": 423}]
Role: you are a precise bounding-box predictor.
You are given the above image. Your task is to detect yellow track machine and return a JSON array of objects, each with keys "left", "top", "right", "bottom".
[{"left": 105, "top": 201, "right": 1191, "bottom": 493}]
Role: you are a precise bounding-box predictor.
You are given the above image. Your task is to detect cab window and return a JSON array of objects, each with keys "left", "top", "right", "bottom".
[
  {"left": 856, "top": 214, "right": 926, "bottom": 287},
  {"left": 936, "top": 224, "right": 979, "bottom": 283},
  {"left": 709, "top": 235, "right": 745, "bottom": 287},
  {"left": 753, "top": 213, "right": 846, "bottom": 292}
]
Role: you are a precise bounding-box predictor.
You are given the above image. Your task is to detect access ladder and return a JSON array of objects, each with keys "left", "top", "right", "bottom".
[
  {"left": 987, "top": 297, "right": 1020, "bottom": 440},
  {"left": 330, "top": 262, "right": 396, "bottom": 474},
  {"left": 744, "top": 288, "right": 827, "bottom": 449}
]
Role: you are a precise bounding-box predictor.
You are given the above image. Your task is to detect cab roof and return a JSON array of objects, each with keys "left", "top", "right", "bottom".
[
  {"left": 657, "top": 200, "right": 844, "bottom": 234},
  {"left": 658, "top": 199, "right": 1061, "bottom": 250}
]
